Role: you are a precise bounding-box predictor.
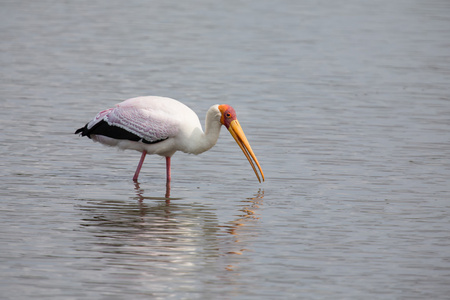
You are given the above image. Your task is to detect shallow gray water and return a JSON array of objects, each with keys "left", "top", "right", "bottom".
[{"left": 1, "top": 0, "right": 450, "bottom": 299}]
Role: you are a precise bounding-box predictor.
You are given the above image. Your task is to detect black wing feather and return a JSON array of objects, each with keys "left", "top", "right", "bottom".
[{"left": 74, "top": 120, "right": 167, "bottom": 144}]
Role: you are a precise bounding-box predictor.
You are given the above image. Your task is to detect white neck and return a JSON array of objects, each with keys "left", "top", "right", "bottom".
[{"left": 187, "top": 105, "right": 222, "bottom": 155}]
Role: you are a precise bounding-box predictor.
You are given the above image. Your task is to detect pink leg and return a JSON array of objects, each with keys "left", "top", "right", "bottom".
[
  {"left": 165, "top": 156, "right": 171, "bottom": 198},
  {"left": 133, "top": 151, "right": 147, "bottom": 181}
]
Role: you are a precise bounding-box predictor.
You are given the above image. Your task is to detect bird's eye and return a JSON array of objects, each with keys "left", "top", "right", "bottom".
[{"left": 226, "top": 113, "right": 231, "bottom": 118}]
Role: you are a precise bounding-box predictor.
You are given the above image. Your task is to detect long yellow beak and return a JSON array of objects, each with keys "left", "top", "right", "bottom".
[{"left": 228, "top": 120, "right": 265, "bottom": 183}]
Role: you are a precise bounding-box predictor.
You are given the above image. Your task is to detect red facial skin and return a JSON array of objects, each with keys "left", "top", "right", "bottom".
[{"left": 218, "top": 104, "right": 237, "bottom": 129}]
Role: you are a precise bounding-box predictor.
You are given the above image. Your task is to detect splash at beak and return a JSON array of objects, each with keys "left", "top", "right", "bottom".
[{"left": 228, "top": 119, "right": 265, "bottom": 183}]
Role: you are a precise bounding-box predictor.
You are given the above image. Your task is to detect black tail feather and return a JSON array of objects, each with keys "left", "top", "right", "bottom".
[{"left": 75, "top": 124, "right": 89, "bottom": 137}]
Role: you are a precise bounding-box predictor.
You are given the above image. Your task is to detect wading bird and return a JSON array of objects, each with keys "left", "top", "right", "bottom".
[{"left": 75, "top": 96, "right": 264, "bottom": 197}]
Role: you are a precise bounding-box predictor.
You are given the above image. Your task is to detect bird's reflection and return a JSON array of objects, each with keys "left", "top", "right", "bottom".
[
  {"left": 77, "top": 184, "right": 264, "bottom": 275},
  {"left": 219, "top": 189, "right": 264, "bottom": 271},
  {"left": 133, "top": 181, "right": 175, "bottom": 204}
]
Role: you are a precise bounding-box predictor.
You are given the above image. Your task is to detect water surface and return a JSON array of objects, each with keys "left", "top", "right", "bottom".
[{"left": 1, "top": 0, "right": 450, "bottom": 299}]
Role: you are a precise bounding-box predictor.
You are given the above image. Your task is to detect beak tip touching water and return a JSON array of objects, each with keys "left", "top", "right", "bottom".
[{"left": 228, "top": 120, "right": 265, "bottom": 183}]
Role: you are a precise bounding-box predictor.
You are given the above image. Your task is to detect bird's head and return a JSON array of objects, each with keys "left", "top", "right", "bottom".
[
  {"left": 218, "top": 104, "right": 237, "bottom": 129},
  {"left": 218, "top": 104, "right": 265, "bottom": 183}
]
